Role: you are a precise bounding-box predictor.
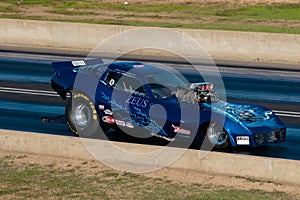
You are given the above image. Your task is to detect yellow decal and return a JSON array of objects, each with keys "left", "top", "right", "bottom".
[{"left": 74, "top": 93, "right": 89, "bottom": 101}]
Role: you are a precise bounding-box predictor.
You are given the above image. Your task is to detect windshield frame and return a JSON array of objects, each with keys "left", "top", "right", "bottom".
[
  {"left": 146, "top": 71, "right": 189, "bottom": 99},
  {"left": 146, "top": 71, "right": 188, "bottom": 88}
]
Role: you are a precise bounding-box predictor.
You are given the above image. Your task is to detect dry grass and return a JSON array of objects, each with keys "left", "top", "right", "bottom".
[{"left": 0, "top": 151, "right": 299, "bottom": 199}]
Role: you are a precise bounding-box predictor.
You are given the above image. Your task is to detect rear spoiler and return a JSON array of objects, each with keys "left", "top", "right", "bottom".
[{"left": 52, "top": 58, "right": 104, "bottom": 76}]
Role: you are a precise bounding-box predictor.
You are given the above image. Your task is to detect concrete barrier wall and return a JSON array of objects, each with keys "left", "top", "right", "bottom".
[
  {"left": 0, "top": 19, "right": 300, "bottom": 64},
  {"left": 1, "top": 129, "right": 299, "bottom": 186}
]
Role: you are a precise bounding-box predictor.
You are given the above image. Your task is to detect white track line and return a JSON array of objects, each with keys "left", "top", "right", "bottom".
[
  {"left": 273, "top": 110, "right": 300, "bottom": 118},
  {"left": 273, "top": 110, "right": 300, "bottom": 115},
  {"left": 275, "top": 113, "right": 300, "bottom": 118},
  {"left": 1, "top": 86, "right": 300, "bottom": 118},
  {"left": 0, "top": 86, "right": 57, "bottom": 94},
  {"left": 0, "top": 87, "right": 58, "bottom": 97}
]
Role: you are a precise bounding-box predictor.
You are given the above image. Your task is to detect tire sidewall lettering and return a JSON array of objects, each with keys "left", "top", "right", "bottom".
[{"left": 73, "top": 93, "right": 98, "bottom": 121}]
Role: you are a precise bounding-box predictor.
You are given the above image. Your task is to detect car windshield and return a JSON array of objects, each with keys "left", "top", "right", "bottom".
[
  {"left": 147, "top": 71, "right": 188, "bottom": 88},
  {"left": 146, "top": 71, "right": 188, "bottom": 98}
]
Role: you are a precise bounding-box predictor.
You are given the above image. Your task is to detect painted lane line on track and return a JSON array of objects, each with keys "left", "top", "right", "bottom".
[
  {"left": 1, "top": 86, "right": 300, "bottom": 118},
  {"left": 0, "top": 86, "right": 58, "bottom": 97},
  {"left": 273, "top": 110, "right": 300, "bottom": 118},
  {"left": 0, "top": 89, "right": 59, "bottom": 97},
  {"left": 274, "top": 113, "right": 300, "bottom": 118},
  {"left": 273, "top": 110, "right": 300, "bottom": 115}
]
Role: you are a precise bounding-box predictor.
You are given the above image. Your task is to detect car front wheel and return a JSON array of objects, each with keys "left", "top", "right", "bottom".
[{"left": 206, "top": 122, "right": 230, "bottom": 149}]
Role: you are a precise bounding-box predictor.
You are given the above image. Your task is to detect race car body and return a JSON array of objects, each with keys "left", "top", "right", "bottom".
[{"left": 51, "top": 59, "right": 286, "bottom": 149}]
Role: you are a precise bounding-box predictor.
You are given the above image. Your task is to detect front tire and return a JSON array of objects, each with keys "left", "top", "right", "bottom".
[
  {"left": 65, "top": 92, "right": 109, "bottom": 138},
  {"left": 193, "top": 122, "right": 230, "bottom": 150},
  {"left": 206, "top": 123, "right": 229, "bottom": 149}
]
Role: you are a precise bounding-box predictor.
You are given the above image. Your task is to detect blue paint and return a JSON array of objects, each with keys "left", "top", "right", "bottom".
[
  {"left": 51, "top": 60, "right": 286, "bottom": 147},
  {"left": 0, "top": 56, "right": 299, "bottom": 159}
]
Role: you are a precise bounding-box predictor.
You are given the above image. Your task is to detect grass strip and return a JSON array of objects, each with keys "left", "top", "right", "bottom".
[
  {"left": 0, "top": 0, "right": 299, "bottom": 33},
  {"left": 0, "top": 155, "right": 295, "bottom": 199}
]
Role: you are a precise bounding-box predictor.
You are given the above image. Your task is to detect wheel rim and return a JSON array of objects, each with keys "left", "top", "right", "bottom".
[
  {"left": 74, "top": 104, "right": 91, "bottom": 127},
  {"left": 207, "top": 123, "right": 228, "bottom": 146}
]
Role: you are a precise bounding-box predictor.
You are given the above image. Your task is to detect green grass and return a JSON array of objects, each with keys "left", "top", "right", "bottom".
[
  {"left": 0, "top": 155, "right": 297, "bottom": 199},
  {"left": 1, "top": 0, "right": 53, "bottom": 6},
  {"left": 2, "top": 13, "right": 298, "bottom": 34},
  {"left": 0, "top": 5, "right": 18, "bottom": 12},
  {"left": 48, "top": 9, "right": 98, "bottom": 16},
  {"left": 0, "top": 1, "right": 299, "bottom": 33},
  {"left": 215, "top": 4, "right": 300, "bottom": 20}
]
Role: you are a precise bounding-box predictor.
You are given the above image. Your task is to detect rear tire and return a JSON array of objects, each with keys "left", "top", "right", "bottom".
[{"left": 65, "top": 92, "right": 109, "bottom": 138}]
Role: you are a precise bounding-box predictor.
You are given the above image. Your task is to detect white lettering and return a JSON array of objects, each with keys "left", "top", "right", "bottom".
[
  {"left": 126, "top": 96, "right": 148, "bottom": 108},
  {"left": 236, "top": 136, "right": 250, "bottom": 145},
  {"left": 72, "top": 60, "right": 86, "bottom": 66},
  {"left": 109, "top": 79, "right": 115, "bottom": 86}
]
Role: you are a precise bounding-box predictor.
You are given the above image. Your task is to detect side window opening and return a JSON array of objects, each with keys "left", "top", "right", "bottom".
[
  {"left": 105, "top": 71, "right": 122, "bottom": 87},
  {"left": 105, "top": 71, "right": 147, "bottom": 96}
]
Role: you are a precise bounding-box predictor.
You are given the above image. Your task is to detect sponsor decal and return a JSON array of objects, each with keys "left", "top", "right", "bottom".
[
  {"left": 126, "top": 96, "right": 149, "bottom": 108},
  {"left": 72, "top": 60, "right": 86, "bottom": 66},
  {"left": 126, "top": 122, "right": 134, "bottom": 128},
  {"left": 116, "top": 120, "right": 126, "bottom": 126},
  {"left": 172, "top": 124, "right": 190, "bottom": 135},
  {"left": 99, "top": 105, "right": 105, "bottom": 110},
  {"left": 236, "top": 136, "right": 250, "bottom": 145},
  {"left": 133, "top": 64, "right": 144, "bottom": 68},
  {"left": 102, "top": 116, "right": 115, "bottom": 124},
  {"left": 104, "top": 109, "right": 113, "bottom": 115},
  {"left": 74, "top": 93, "right": 89, "bottom": 101}
]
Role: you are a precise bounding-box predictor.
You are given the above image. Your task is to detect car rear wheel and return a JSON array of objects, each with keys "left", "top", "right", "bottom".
[{"left": 65, "top": 92, "right": 109, "bottom": 138}]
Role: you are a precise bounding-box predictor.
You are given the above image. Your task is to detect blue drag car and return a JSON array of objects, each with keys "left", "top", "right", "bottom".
[{"left": 51, "top": 59, "right": 286, "bottom": 149}]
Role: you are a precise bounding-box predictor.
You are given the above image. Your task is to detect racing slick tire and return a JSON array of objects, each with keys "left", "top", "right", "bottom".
[{"left": 65, "top": 92, "right": 109, "bottom": 138}]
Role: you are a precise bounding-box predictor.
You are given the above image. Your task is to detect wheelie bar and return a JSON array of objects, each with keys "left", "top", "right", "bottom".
[{"left": 42, "top": 115, "right": 66, "bottom": 124}]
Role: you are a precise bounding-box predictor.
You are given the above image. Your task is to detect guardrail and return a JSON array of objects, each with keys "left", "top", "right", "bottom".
[
  {"left": 0, "top": 19, "right": 300, "bottom": 65},
  {"left": 1, "top": 129, "right": 299, "bottom": 186}
]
